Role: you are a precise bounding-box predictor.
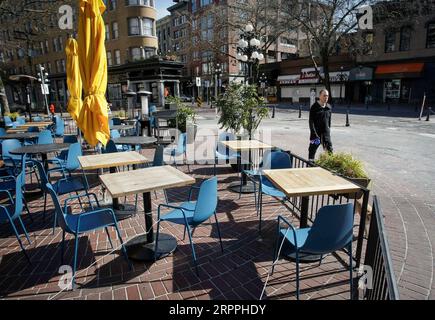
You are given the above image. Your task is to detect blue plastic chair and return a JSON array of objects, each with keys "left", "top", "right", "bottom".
[
  {"left": 55, "top": 118, "right": 65, "bottom": 137},
  {"left": 258, "top": 151, "right": 292, "bottom": 233},
  {"left": 272, "top": 203, "right": 354, "bottom": 299},
  {"left": 0, "top": 170, "right": 31, "bottom": 263},
  {"left": 27, "top": 126, "right": 40, "bottom": 133},
  {"left": 155, "top": 176, "right": 223, "bottom": 275},
  {"left": 50, "top": 135, "right": 79, "bottom": 164},
  {"left": 110, "top": 129, "right": 130, "bottom": 151},
  {"left": 102, "top": 139, "right": 118, "bottom": 154},
  {"left": 164, "top": 132, "right": 188, "bottom": 170},
  {"left": 45, "top": 182, "right": 131, "bottom": 288},
  {"left": 37, "top": 130, "right": 54, "bottom": 145},
  {"left": 4, "top": 116, "right": 14, "bottom": 127},
  {"left": 2, "top": 139, "right": 23, "bottom": 169},
  {"left": 213, "top": 132, "right": 240, "bottom": 175},
  {"left": 32, "top": 159, "right": 88, "bottom": 233},
  {"left": 16, "top": 116, "right": 26, "bottom": 125},
  {"left": 32, "top": 116, "right": 43, "bottom": 122},
  {"left": 109, "top": 119, "right": 114, "bottom": 129},
  {"left": 47, "top": 142, "right": 82, "bottom": 179},
  {"left": 111, "top": 117, "right": 122, "bottom": 125},
  {"left": 0, "top": 127, "right": 6, "bottom": 136}
]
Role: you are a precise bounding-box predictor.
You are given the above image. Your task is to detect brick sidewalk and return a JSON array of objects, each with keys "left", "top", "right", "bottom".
[{"left": 0, "top": 148, "right": 359, "bottom": 300}]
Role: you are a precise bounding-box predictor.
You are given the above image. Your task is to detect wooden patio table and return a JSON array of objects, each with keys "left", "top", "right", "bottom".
[
  {"left": 78, "top": 151, "right": 149, "bottom": 221},
  {"left": 100, "top": 165, "right": 195, "bottom": 261}
]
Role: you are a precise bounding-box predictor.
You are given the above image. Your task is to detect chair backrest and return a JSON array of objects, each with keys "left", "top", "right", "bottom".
[
  {"left": 32, "top": 116, "right": 42, "bottom": 122},
  {"left": 149, "top": 104, "right": 157, "bottom": 114},
  {"left": 261, "top": 151, "right": 292, "bottom": 170},
  {"left": 216, "top": 131, "right": 237, "bottom": 156},
  {"left": 37, "top": 130, "right": 54, "bottom": 144},
  {"left": 109, "top": 119, "right": 114, "bottom": 128},
  {"left": 63, "top": 135, "right": 78, "bottom": 144},
  {"left": 4, "top": 116, "right": 12, "bottom": 125},
  {"left": 175, "top": 133, "right": 187, "bottom": 153},
  {"left": 45, "top": 182, "right": 74, "bottom": 233},
  {"left": 1, "top": 139, "right": 22, "bottom": 160},
  {"left": 65, "top": 143, "right": 82, "bottom": 171},
  {"left": 112, "top": 117, "right": 121, "bottom": 125},
  {"left": 152, "top": 145, "right": 164, "bottom": 166},
  {"left": 193, "top": 176, "right": 218, "bottom": 224},
  {"left": 110, "top": 129, "right": 121, "bottom": 139},
  {"left": 103, "top": 139, "right": 118, "bottom": 153},
  {"left": 0, "top": 127, "right": 6, "bottom": 136},
  {"left": 301, "top": 203, "right": 354, "bottom": 254},
  {"left": 16, "top": 116, "right": 26, "bottom": 125},
  {"left": 27, "top": 126, "right": 40, "bottom": 133},
  {"left": 55, "top": 118, "right": 65, "bottom": 136}
]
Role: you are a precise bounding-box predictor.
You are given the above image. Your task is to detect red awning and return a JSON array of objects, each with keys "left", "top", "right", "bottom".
[{"left": 376, "top": 63, "right": 424, "bottom": 75}]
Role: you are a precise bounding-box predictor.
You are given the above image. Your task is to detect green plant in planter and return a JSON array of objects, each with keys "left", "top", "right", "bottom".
[
  {"left": 315, "top": 152, "right": 368, "bottom": 179},
  {"left": 216, "top": 83, "right": 269, "bottom": 139},
  {"left": 165, "top": 95, "right": 182, "bottom": 105},
  {"left": 175, "top": 104, "right": 196, "bottom": 133},
  {"left": 5, "top": 111, "right": 20, "bottom": 121}
]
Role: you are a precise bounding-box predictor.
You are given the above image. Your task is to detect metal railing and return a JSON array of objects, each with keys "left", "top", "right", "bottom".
[{"left": 362, "top": 195, "right": 400, "bottom": 300}]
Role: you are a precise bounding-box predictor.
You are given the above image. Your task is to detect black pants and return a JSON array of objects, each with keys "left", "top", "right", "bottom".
[{"left": 308, "top": 138, "right": 333, "bottom": 160}]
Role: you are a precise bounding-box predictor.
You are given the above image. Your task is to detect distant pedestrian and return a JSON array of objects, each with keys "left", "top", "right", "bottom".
[{"left": 308, "top": 89, "right": 333, "bottom": 161}]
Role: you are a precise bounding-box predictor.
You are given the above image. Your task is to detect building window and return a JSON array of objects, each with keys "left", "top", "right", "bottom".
[
  {"left": 128, "top": 18, "right": 140, "bottom": 36},
  {"left": 385, "top": 31, "right": 396, "bottom": 53},
  {"left": 107, "top": 51, "right": 113, "bottom": 66},
  {"left": 427, "top": 22, "right": 435, "bottom": 48},
  {"left": 142, "top": 18, "right": 154, "bottom": 36},
  {"left": 114, "top": 49, "right": 121, "bottom": 65},
  {"left": 109, "top": 0, "right": 117, "bottom": 10},
  {"left": 400, "top": 26, "right": 411, "bottom": 51},
  {"left": 126, "top": 0, "right": 154, "bottom": 7},
  {"left": 131, "top": 47, "right": 142, "bottom": 61},
  {"left": 144, "top": 47, "right": 155, "bottom": 58},
  {"left": 128, "top": 17, "right": 155, "bottom": 36},
  {"left": 53, "top": 38, "right": 60, "bottom": 52},
  {"left": 363, "top": 32, "right": 374, "bottom": 55},
  {"left": 191, "top": 0, "right": 197, "bottom": 12},
  {"left": 105, "top": 24, "right": 110, "bottom": 40},
  {"left": 200, "top": 0, "right": 212, "bottom": 7},
  {"left": 112, "top": 22, "right": 119, "bottom": 39}
]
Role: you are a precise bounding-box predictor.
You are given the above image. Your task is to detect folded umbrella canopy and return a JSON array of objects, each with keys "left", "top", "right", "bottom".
[
  {"left": 77, "top": 0, "right": 109, "bottom": 147},
  {"left": 65, "top": 38, "right": 82, "bottom": 122}
]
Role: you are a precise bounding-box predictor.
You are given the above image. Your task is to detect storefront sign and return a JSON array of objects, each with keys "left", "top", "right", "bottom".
[{"left": 349, "top": 67, "right": 374, "bottom": 81}]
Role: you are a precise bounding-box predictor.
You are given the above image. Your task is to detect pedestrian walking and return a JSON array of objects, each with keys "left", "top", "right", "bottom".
[{"left": 308, "top": 89, "right": 333, "bottom": 161}]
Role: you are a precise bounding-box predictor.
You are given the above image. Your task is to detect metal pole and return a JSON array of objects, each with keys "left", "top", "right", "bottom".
[
  {"left": 346, "top": 106, "right": 350, "bottom": 127},
  {"left": 426, "top": 107, "right": 431, "bottom": 121},
  {"left": 298, "top": 104, "right": 302, "bottom": 118}
]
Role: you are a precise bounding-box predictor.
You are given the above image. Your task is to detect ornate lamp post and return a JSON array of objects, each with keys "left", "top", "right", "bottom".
[
  {"left": 214, "top": 62, "right": 222, "bottom": 100},
  {"left": 259, "top": 72, "right": 267, "bottom": 97},
  {"left": 338, "top": 66, "right": 345, "bottom": 104},
  {"left": 236, "top": 24, "right": 264, "bottom": 84}
]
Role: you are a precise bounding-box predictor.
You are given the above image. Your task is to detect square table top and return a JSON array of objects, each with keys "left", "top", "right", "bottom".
[
  {"left": 220, "top": 139, "right": 273, "bottom": 151},
  {"left": 263, "top": 167, "right": 362, "bottom": 197},
  {"left": 100, "top": 165, "right": 195, "bottom": 198},
  {"left": 78, "top": 151, "right": 149, "bottom": 170}
]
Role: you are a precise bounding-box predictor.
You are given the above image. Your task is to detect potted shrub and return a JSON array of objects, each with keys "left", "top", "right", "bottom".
[
  {"left": 165, "top": 95, "right": 179, "bottom": 110},
  {"left": 165, "top": 96, "right": 197, "bottom": 134},
  {"left": 315, "top": 152, "right": 371, "bottom": 198},
  {"left": 216, "top": 83, "right": 269, "bottom": 139}
]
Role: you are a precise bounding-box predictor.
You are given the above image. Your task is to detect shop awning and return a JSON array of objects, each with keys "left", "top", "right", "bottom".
[{"left": 375, "top": 63, "right": 424, "bottom": 79}]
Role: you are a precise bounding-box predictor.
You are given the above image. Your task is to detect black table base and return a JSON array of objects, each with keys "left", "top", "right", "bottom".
[
  {"left": 114, "top": 204, "right": 137, "bottom": 222},
  {"left": 125, "top": 233, "right": 177, "bottom": 261},
  {"left": 228, "top": 180, "right": 257, "bottom": 194}
]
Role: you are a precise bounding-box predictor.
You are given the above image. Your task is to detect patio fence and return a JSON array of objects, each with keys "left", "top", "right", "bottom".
[{"left": 362, "top": 195, "right": 400, "bottom": 300}]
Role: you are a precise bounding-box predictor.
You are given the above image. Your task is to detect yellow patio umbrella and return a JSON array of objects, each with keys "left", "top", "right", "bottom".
[
  {"left": 65, "top": 38, "right": 82, "bottom": 122},
  {"left": 77, "top": 0, "right": 109, "bottom": 147}
]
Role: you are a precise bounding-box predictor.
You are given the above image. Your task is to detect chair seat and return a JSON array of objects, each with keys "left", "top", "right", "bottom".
[
  {"left": 53, "top": 178, "right": 86, "bottom": 195},
  {"left": 261, "top": 182, "right": 286, "bottom": 198},
  {"left": 160, "top": 201, "right": 196, "bottom": 225},
  {"left": 215, "top": 151, "right": 239, "bottom": 160},
  {"left": 65, "top": 209, "right": 115, "bottom": 233},
  {"left": 280, "top": 227, "right": 311, "bottom": 249},
  {"left": 0, "top": 179, "right": 15, "bottom": 191}
]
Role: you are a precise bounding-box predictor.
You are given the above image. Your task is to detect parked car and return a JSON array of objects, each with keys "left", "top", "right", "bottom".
[{"left": 180, "top": 95, "right": 193, "bottom": 102}]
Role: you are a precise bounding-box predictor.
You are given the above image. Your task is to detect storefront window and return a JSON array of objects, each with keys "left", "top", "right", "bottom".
[{"left": 384, "top": 79, "right": 401, "bottom": 100}]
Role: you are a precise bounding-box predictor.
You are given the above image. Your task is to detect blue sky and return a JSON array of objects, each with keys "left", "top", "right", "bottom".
[{"left": 156, "top": 0, "right": 173, "bottom": 19}]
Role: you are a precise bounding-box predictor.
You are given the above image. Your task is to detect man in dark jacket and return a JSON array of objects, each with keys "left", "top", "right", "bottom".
[{"left": 308, "top": 89, "right": 333, "bottom": 161}]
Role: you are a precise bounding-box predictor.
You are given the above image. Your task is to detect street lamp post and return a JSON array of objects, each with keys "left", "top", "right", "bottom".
[
  {"left": 214, "top": 62, "right": 222, "bottom": 102},
  {"left": 236, "top": 24, "right": 264, "bottom": 85},
  {"left": 37, "top": 64, "right": 50, "bottom": 115},
  {"left": 339, "top": 66, "right": 345, "bottom": 104},
  {"left": 259, "top": 72, "right": 267, "bottom": 97}
]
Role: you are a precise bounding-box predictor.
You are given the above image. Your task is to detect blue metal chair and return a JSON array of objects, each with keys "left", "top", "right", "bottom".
[
  {"left": 164, "top": 132, "right": 188, "bottom": 171},
  {"left": 0, "top": 128, "right": 6, "bottom": 136},
  {"left": 272, "top": 203, "right": 354, "bottom": 299},
  {"left": 102, "top": 139, "right": 118, "bottom": 154},
  {"left": 27, "top": 126, "right": 40, "bottom": 133},
  {"left": 213, "top": 132, "right": 240, "bottom": 175},
  {"left": 47, "top": 142, "right": 82, "bottom": 179},
  {"left": 4, "top": 116, "right": 14, "bottom": 127},
  {"left": 110, "top": 129, "right": 130, "bottom": 151},
  {"left": 37, "top": 130, "right": 54, "bottom": 145},
  {"left": 45, "top": 182, "right": 131, "bottom": 288},
  {"left": 2, "top": 139, "right": 23, "bottom": 170},
  {"left": 0, "top": 170, "right": 31, "bottom": 263},
  {"left": 111, "top": 117, "right": 122, "bottom": 125},
  {"left": 32, "top": 116, "right": 43, "bottom": 122},
  {"left": 109, "top": 119, "right": 114, "bottom": 129},
  {"left": 47, "top": 135, "right": 79, "bottom": 167},
  {"left": 258, "top": 151, "right": 292, "bottom": 233},
  {"left": 155, "top": 176, "right": 223, "bottom": 275},
  {"left": 32, "top": 159, "right": 89, "bottom": 233},
  {"left": 16, "top": 116, "right": 26, "bottom": 125}
]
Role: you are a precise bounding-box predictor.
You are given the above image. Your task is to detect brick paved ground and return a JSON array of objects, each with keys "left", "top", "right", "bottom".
[{"left": 0, "top": 147, "right": 359, "bottom": 300}]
